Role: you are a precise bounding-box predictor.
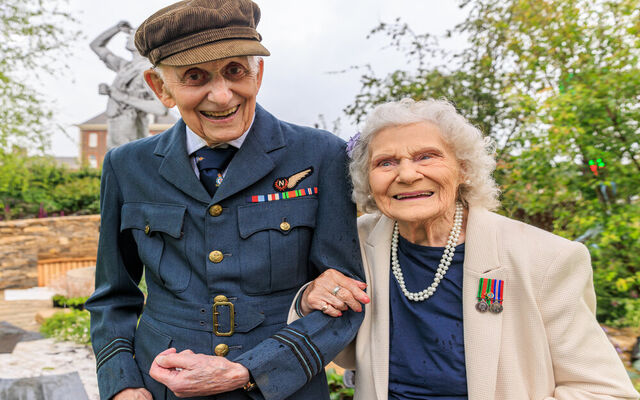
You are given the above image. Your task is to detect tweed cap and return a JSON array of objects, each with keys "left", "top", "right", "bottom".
[{"left": 134, "top": 0, "right": 270, "bottom": 66}]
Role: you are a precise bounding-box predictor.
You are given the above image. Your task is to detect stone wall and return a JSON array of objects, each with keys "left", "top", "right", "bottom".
[{"left": 0, "top": 215, "right": 100, "bottom": 290}]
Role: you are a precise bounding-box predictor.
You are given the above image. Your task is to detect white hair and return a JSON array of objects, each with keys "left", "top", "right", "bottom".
[{"left": 349, "top": 98, "right": 500, "bottom": 213}]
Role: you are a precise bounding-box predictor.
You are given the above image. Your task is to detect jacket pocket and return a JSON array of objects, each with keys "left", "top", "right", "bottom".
[
  {"left": 121, "top": 202, "right": 191, "bottom": 292},
  {"left": 237, "top": 197, "right": 317, "bottom": 294}
]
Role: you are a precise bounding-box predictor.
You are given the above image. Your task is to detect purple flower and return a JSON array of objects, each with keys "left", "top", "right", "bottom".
[
  {"left": 346, "top": 132, "right": 361, "bottom": 158},
  {"left": 38, "top": 203, "right": 47, "bottom": 218}
]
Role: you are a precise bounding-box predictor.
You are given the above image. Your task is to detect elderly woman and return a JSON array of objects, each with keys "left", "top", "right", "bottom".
[{"left": 289, "top": 99, "right": 638, "bottom": 399}]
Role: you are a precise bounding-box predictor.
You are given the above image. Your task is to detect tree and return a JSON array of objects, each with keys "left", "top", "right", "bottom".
[
  {"left": 346, "top": 0, "right": 640, "bottom": 326},
  {"left": 0, "top": 0, "right": 79, "bottom": 153}
]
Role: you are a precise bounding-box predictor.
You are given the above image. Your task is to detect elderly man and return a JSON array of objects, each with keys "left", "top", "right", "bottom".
[{"left": 85, "top": 1, "right": 364, "bottom": 399}]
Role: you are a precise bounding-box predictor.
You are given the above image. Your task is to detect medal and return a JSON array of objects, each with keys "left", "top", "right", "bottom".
[
  {"left": 476, "top": 298, "right": 489, "bottom": 312},
  {"left": 476, "top": 278, "right": 505, "bottom": 314},
  {"left": 475, "top": 278, "right": 490, "bottom": 313},
  {"left": 490, "top": 279, "right": 504, "bottom": 314}
]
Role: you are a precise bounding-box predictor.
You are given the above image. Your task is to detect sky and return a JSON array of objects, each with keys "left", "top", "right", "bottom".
[{"left": 43, "top": 0, "right": 466, "bottom": 157}]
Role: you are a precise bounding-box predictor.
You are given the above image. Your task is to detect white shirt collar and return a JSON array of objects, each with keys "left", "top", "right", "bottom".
[{"left": 185, "top": 113, "right": 255, "bottom": 155}]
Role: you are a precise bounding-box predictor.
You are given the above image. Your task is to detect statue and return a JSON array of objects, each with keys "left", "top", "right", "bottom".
[{"left": 90, "top": 21, "right": 169, "bottom": 149}]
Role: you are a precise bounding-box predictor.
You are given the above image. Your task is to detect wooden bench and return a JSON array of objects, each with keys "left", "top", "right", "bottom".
[{"left": 37, "top": 257, "right": 96, "bottom": 287}]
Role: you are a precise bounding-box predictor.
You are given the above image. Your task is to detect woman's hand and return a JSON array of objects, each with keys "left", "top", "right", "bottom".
[{"left": 301, "top": 269, "right": 369, "bottom": 317}]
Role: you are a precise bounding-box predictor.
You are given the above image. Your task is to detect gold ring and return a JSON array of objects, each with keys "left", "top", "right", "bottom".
[{"left": 321, "top": 303, "right": 328, "bottom": 311}]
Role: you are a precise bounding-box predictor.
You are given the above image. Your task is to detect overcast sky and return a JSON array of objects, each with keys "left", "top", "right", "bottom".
[{"left": 43, "top": 0, "right": 466, "bottom": 157}]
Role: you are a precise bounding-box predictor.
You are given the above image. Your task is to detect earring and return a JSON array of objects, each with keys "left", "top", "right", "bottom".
[{"left": 465, "top": 179, "right": 471, "bottom": 185}]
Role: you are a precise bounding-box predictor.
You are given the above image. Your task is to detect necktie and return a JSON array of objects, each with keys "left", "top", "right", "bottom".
[{"left": 194, "top": 146, "right": 237, "bottom": 197}]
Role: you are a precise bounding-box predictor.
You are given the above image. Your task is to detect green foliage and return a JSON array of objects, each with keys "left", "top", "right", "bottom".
[
  {"left": 585, "top": 203, "right": 640, "bottom": 326},
  {"left": 52, "top": 294, "right": 89, "bottom": 310},
  {"left": 326, "top": 369, "right": 354, "bottom": 400},
  {"left": 346, "top": 0, "right": 640, "bottom": 325},
  {"left": 0, "top": 152, "right": 101, "bottom": 219},
  {"left": 0, "top": 0, "right": 79, "bottom": 153},
  {"left": 40, "top": 309, "right": 91, "bottom": 345}
]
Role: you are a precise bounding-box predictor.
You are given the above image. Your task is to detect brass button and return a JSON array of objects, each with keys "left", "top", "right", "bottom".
[
  {"left": 209, "top": 250, "right": 224, "bottom": 263},
  {"left": 280, "top": 221, "right": 291, "bottom": 231},
  {"left": 209, "top": 204, "right": 223, "bottom": 217},
  {"left": 214, "top": 295, "right": 228, "bottom": 303},
  {"left": 214, "top": 343, "right": 229, "bottom": 357},
  {"left": 144, "top": 225, "right": 150, "bottom": 235}
]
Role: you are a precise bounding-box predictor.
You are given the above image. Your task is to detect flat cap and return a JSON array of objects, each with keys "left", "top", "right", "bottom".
[{"left": 135, "top": 0, "right": 270, "bottom": 66}]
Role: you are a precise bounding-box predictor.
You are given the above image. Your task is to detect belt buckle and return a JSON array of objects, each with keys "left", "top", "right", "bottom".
[{"left": 213, "top": 295, "right": 234, "bottom": 337}]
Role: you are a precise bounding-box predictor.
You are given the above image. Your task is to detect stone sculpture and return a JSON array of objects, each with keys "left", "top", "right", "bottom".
[{"left": 90, "top": 21, "right": 169, "bottom": 149}]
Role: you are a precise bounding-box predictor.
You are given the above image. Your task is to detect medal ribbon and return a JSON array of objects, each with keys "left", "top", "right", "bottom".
[
  {"left": 491, "top": 279, "right": 497, "bottom": 305},
  {"left": 478, "top": 278, "right": 489, "bottom": 301},
  {"left": 497, "top": 280, "right": 504, "bottom": 304},
  {"left": 485, "top": 278, "right": 493, "bottom": 304}
]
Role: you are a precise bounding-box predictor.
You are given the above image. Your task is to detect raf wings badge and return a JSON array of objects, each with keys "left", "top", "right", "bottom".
[{"left": 273, "top": 167, "right": 314, "bottom": 192}]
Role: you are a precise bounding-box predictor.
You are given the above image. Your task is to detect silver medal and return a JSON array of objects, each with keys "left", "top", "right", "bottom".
[{"left": 475, "top": 299, "right": 489, "bottom": 313}]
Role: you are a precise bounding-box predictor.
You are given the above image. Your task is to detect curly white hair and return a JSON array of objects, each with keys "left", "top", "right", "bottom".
[{"left": 349, "top": 98, "right": 500, "bottom": 213}]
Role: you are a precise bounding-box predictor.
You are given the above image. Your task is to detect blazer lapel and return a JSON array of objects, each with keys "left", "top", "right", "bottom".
[
  {"left": 462, "top": 207, "right": 506, "bottom": 400},
  {"left": 214, "top": 104, "right": 285, "bottom": 203},
  {"left": 155, "top": 120, "right": 211, "bottom": 204},
  {"left": 364, "top": 215, "right": 394, "bottom": 400}
]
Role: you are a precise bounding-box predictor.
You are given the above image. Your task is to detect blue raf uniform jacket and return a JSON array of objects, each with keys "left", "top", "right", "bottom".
[{"left": 86, "top": 104, "right": 364, "bottom": 400}]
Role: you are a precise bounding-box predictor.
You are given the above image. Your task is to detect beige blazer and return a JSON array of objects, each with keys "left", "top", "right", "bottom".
[{"left": 289, "top": 207, "right": 638, "bottom": 400}]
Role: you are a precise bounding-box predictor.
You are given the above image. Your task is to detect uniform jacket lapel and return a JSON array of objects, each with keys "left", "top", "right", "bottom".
[
  {"left": 214, "top": 104, "right": 286, "bottom": 203},
  {"left": 364, "top": 215, "right": 394, "bottom": 400},
  {"left": 155, "top": 120, "right": 211, "bottom": 204},
  {"left": 462, "top": 206, "right": 506, "bottom": 400}
]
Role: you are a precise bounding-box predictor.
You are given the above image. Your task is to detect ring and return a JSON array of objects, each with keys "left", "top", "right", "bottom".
[
  {"left": 332, "top": 286, "right": 341, "bottom": 296},
  {"left": 321, "top": 303, "right": 328, "bottom": 311}
]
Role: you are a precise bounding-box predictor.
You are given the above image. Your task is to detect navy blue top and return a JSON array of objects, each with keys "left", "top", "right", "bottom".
[{"left": 388, "top": 235, "right": 468, "bottom": 400}]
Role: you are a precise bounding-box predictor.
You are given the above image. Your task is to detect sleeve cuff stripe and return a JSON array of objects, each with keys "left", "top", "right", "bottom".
[
  {"left": 96, "top": 347, "right": 134, "bottom": 371},
  {"left": 282, "top": 328, "right": 323, "bottom": 371},
  {"left": 272, "top": 334, "right": 313, "bottom": 381},
  {"left": 96, "top": 337, "right": 133, "bottom": 359},
  {"left": 95, "top": 342, "right": 133, "bottom": 365}
]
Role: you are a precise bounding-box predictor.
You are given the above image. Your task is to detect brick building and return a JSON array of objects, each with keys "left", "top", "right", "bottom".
[{"left": 77, "top": 112, "right": 177, "bottom": 168}]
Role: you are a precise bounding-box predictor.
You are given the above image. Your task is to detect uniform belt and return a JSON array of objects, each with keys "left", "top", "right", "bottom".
[{"left": 144, "top": 294, "right": 290, "bottom": 335}]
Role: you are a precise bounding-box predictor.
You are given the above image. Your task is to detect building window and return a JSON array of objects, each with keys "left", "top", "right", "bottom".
[
  {"left": 89, "top": 132, "right": 98, "bottom": 148},
  {"left": 88, "top": 155, "right": 98, "bottom": 168}
]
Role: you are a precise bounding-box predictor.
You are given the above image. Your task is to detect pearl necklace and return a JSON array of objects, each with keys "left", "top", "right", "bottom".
[{"left": 391, "top": 202, "right": 463, "bottom": 302}]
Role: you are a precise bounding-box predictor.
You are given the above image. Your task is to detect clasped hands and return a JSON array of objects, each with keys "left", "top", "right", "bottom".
[
  {"left": 114, "top": 348, "right": 249, "bottom": 399},
  {"left": 300, "top": 269, "right": 370, "bottom": 317},
  {"left": 114, "top": 270, "right": 367, "bottom": 399}
]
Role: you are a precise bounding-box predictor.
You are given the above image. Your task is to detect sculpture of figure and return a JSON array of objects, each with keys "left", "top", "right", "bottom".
[{"left": 91, "top": 21, "right": 169, "bottom": 149}]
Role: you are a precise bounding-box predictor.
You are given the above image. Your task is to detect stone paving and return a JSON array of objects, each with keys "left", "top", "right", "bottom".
[
  {"left": 0, "top": 338, "right": 99, "bottom": 400},
  {"left": 0, "top": 291, "right": 97, "bottom": 399}
]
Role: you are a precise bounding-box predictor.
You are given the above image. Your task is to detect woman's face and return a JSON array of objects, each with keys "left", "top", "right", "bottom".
[{"left": 368, "top": 122, "right": 463, "bottom": 225}]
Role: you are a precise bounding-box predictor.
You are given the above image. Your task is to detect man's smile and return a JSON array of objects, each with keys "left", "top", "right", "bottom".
[{"left": 200, "top": 105, "right": 240, "bottom": 120}]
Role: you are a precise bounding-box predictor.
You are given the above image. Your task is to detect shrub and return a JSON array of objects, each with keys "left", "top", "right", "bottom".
[
  {"left": 0, "top": 152, "right": 100, "bottom": 219},
  {"left": 40, "top": 309, "right": 91, "bottom": 345}
]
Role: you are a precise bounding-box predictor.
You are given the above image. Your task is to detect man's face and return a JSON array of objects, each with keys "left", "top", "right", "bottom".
[{"left": 146, "top": 56, "right": 263, "bottom": 145}]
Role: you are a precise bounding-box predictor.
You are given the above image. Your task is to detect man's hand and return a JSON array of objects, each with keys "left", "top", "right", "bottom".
[
  {"left": 113, "top": 387, "right": 153, "bottom": 400},
  {"left": 301, "top": 269, "right": 369, "bottom": 317},
  {"left": 149, "top": 348, "right": 250, "bottom": 398}
]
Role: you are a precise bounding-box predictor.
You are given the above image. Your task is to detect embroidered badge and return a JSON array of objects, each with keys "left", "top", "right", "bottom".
[
  {"left": 273, "top": 167, "right": 314, "bottom": 192},
  {"left": 215, "top": 173, "right": 223, "bottom": 187},
  {"left": 248, "top": 187, "right": 318, "bottom": 203}
]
